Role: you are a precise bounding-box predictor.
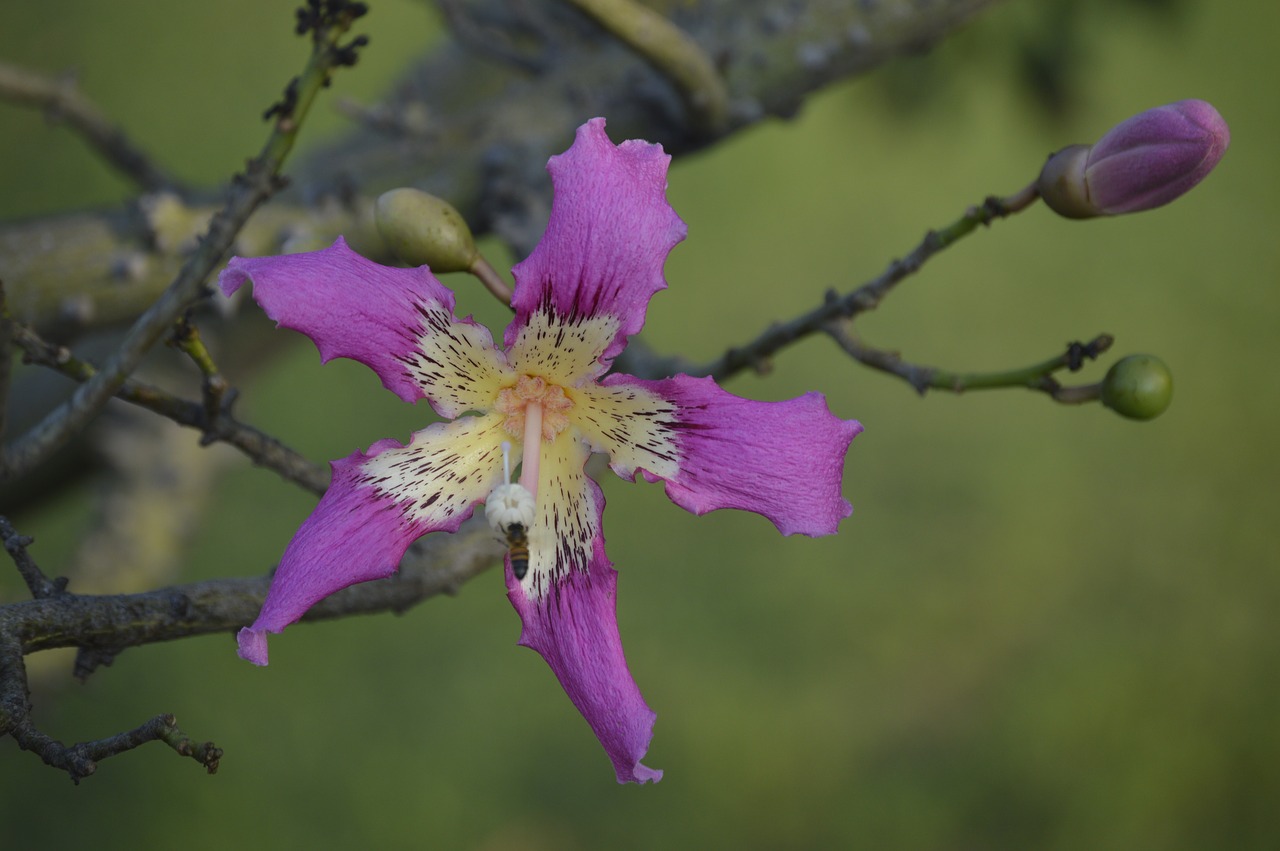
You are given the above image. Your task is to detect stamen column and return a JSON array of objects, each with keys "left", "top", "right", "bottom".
[{"left": 519, "top": 401, "right": 543, "bottom": 499}]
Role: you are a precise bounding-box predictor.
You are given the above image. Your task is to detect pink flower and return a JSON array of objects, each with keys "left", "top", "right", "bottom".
[
  {"left": 218, "top": 118, "right": 862, "bottom": 784},
  {"left": 1038, "top": 99, "right": 1230, "bottom": 218}
]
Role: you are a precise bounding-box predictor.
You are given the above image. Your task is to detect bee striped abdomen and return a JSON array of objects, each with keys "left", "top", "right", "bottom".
[{"left": 504, "top": 522, "right": 530, "bottom": 580}]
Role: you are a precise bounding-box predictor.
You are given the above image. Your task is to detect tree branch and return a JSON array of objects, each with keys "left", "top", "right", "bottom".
[
  {"left": 0, "top": 5, "right": 370, "bottom": 483},
  {"left": 0, "top": 0, "right": 1001, "bottom": 335},
  {"left": 4, "top": 514, "right": 498, "bottom": 658},
  {"left": 686, "top": 183, "right": 1041, "bottom": 383},
  {"left": 9, "top": 319, "right": 328, "bottom": 495},
  {"left": 1, "top": 514, "right": 64, "bottom": 599},
  {"left": 0, "top": 509, "right": 499, "bottom": 780},
  {"left": 825, "top": 325, "right": 1114, "bottom": 400}
]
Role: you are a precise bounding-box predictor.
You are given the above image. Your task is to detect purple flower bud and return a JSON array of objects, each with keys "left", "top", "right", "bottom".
[{"left": 1038, "top": 99, "right": 1230, "bottom": 218}]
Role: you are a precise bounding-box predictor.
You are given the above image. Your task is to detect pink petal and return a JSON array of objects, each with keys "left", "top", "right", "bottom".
[
  {"left": 238, "top": 417, "right": 506, "bottom": 665},
  {"left": 1086, "top": 100, "right": 1231, "bottom": 215},
  {"left": 506, "top": 118, "right": 687, "bottom": 378},
  {"left": 220, "top": 238, "right": 509, "bottom": 418},
  {"left": 602, "top": 374, "right": 862, "bottom": 537},
  {"left": 506, "top": 433, "right": 660, "bottom": 783}
]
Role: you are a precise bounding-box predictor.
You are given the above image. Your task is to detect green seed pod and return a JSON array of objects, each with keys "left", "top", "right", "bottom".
[
  {"left": 375, "top": 188, "right": 478, "bottom": 272},
  {"left": 1101, "top": 355, "right": 1173, "bottom": 420}
]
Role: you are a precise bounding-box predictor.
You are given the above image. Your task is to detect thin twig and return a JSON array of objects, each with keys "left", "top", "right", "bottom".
[
  {"left": 0, "top": 61, "right": 183, "bottom": 194},
  {"left": 16, "top": 711, "right": 221, "bottom": 783},
  {"left": 0, "top": 6, "right": 369, "bottom": 484},
  {"left": 825, "top": 323, "right": 1113, "bottom": 401},
  {"left": 691, "top": 184, "right": 1042, "bottom": 383},
  {"left": 0, "top": 633, "right": 220, "bottom": 782},
  {"left": 9, "top": 320, "right": 328, "bottom": 495},
  {"left": 0, "top": 515, "right": 65, "bottom": 599},
  {"left": 170, "top": 315, "right": 231, "bottom": 434}
]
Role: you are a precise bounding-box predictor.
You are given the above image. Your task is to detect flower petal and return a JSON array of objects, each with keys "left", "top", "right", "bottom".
[
  {"left": 237, "top": 414, "right": 509, "bottom": 665},
  {"left": 506, "top": 118, "right": 687, "bottom": 380},
  {"left": 360, "top": 412, "right": 511, "bottom": 526},
  {"left": 506, "top": 310, "right": 622, "bottom": 388},
  {"left": 219, "top": 238, "right": 510, "bottom": 418},
  {"left": 506, "top": 431, "right": 660, "bottom": 784},
  {"left": 600, "top": 373, "right": 862, "bottom": 537},
  {"left": 568, "top": 380, "right": 680, "bottom": 481}
]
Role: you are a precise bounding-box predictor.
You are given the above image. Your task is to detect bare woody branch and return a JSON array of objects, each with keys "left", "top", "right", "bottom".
[
  {"left": 684, "top": 184, "right": 1043, "bottom": 384},
  {"left": 1, "top": 514, "right": 64, "bottom": 599},
  {"left": 0, "top": 512, "right": 500, "bottom": 780},
  {"left": 0, "top": 0, "right": 1002, "bottom": 335},
  {"left": 825, "top": 325, "right": 1114, "bottom": 401},
  {"left": 9, "top": 319, "right": 328, "bottom": 495},
  {"left": 0, "top": 5, "right": 372, "bottom": 483},
  {"left": 1, "top": 658, "right": 222, "bottom": 783},
  {"left": 2, "top": 516, "right": 498, "bottom": 658},
  {"left": 0, "top": 529, "right": 218, "bottom": 783}
]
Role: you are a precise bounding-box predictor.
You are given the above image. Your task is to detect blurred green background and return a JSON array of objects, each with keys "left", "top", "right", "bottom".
[{"left": 2, "top": 1, "right": 1277, "bottom": 848}]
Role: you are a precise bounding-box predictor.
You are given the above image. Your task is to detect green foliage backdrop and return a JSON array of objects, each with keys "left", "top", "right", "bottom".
[{"left": 1, "top": 1, "right": 1276, "bottom": 848}]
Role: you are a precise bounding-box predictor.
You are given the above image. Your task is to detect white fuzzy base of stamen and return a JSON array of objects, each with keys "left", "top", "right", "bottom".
[{"left": 486, "top": 483, "right": 536, "bottom": 534}]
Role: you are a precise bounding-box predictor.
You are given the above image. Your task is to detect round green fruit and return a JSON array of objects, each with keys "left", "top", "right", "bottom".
[{"left": 1101, "top": 355, "right": 1173, "bottom": 420}]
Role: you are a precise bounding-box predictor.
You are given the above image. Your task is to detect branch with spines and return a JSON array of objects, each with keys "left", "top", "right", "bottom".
[
  {"left": 0, "top": 3, "right": 384, "bottom": 780},
  {"left": 671, "top": 95, "right": 1225, "bottom": 415}
]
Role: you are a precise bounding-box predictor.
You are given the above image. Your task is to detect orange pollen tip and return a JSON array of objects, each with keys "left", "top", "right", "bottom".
[{"left": 495, "top": 375, "right": 574, "bottom": 440}]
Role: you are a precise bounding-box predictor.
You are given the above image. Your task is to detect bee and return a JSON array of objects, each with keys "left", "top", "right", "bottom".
[
  {"left": 486, "top": 441, "right": 536, "bottom": 582},
  {"left": 503, "top": 521, "right": 530, "bottom": 580}
]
